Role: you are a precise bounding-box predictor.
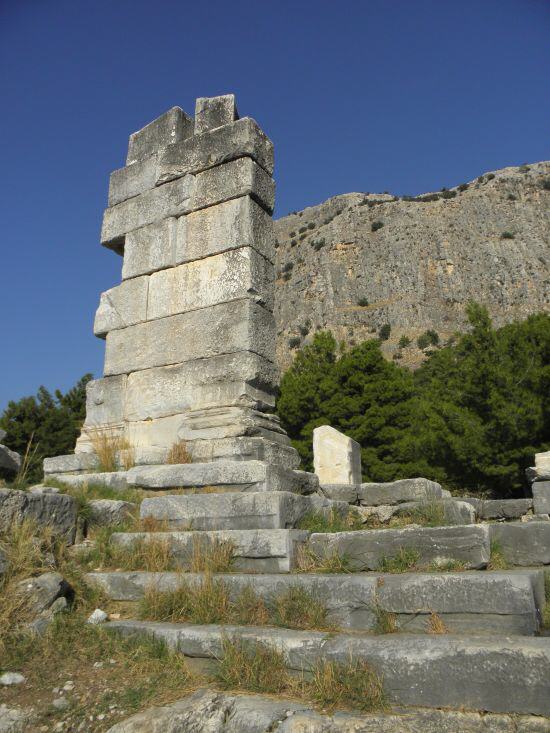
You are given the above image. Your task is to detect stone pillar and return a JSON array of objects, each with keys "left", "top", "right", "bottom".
[
  {"left": 71, "top": 95, "right": 299, "bottom": 470},
  {"left": 313, "top": 425, "right": 362, "bottom": 485}
]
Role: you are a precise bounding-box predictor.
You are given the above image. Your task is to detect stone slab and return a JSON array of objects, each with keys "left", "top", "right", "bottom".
[
  {"left": 147, "top": 247, "right": 274, "bottom": 320},
  {"left": 49, "top": 472, "right": 128, "bottom": 492},
  {"left": 185, "top": 437, "right": 300, "bottom": 470},
  {"left": 125, "top": 352, "right": 277, "bottom": 422},
  {"left": 307, "top": 525, "right": 491, "bottom": 570},
  {"left": 194, "top": 94, "right": 238, "bottom": 135},
  {"left": 139, "top": 491, "right": 335, "bottom": 531},
  {"left": 43, "top": 452, "right": 100, "bottom": 475},
  {"left": 108, "top": 153, "right": 158, "bottom": 207},
  {"left": 87, "top": 569, "right": 541, "bottom": 635},
  {"left": 127, "top": 462, "right": 317, "bottom": 494},
  {"left": 110, "top": 529, "right": 309, "bottom": 573},
  {"left": 103, "top": 299, "right": 276, "bottom": 376},
  {"left": 93, "top": 276, "right": 149, "bottom": 337},
  {"left": 121, "top": 217, "right": 178, "bottom": 280},
  {"left": 313, "top": 426, "right": 362, "bottom": 485},
  {"left": 318, "top": 484, "right": 359, "bottom": 504},
  {"left": 0, "top": 489, "right": 76, "bottom": 542},
  {"left": 81, "top": 375, "right": 127, "bottom": 429},
  {"left": 172, "top": 405, "right": 288, "bottom": 443},
  {"left": 107, "top": 621, "right": 550, "bottom": 715},
  {"left": 0, "top": 444, "right": 21, "bottom": 473},
  {"left": 88, "top": 500, "right": 136, "bottom": 527},
  {"left": 190, "top": 157, "right": 274, "bottom": 215},
  {"left": 158, "top": 116, "right": 273, "bottom": 184},
  {"left": 126, "top": 107, "right": 193, "bottom": 165},
  {"left": 533, "top": 481, "right": 550, "bottom": 515},
  {"left": 490, "top": 522, "right": 550, "bottom": 566},
  {"left": 358, "top": 478, "right": 443, "bottom": 506},
  {"left": 393, "top": 499, "right": 476, "bottom": 524},
  {"left": 101, "top": 174, "right": 194, "bottom": 250},
  {"left": 462, "top": 497, "right": 534, "bottom": 520}
]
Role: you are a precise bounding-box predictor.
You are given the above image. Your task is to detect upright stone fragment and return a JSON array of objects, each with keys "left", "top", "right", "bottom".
[
  {"left": 313, "top": 426, "right": 362, "bottom": 485},
  {"left": 126, "top": 107, "right": 193, "bottom": 165},
  {"left": 194, "top": 94, "right": 238, "bottom": 134}
]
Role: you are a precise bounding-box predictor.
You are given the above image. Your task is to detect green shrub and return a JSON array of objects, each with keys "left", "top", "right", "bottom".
[
  {"left": 371, "top": 221, "right": 384, "bottom": 232},
  {"left": 398, "top": 335, "right": 411, "bottom": 348},
  {"left": 501, "top": 231, "right": 515, "bottom": 239},
  {"left": 378, "top": 323, "right": 391, "bottom": 341},
  {"left": 357, "top": 298, "right": 369, "bottom": 307},
  {"left": 288, "top": 336, "right": 301, "bottom": 349}
]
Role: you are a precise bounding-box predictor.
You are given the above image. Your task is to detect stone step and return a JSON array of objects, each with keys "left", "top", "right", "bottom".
[
  {"left": 490, "top": 522, "right": 550, "bottom": 566},
  {"left": 306, "top": 524, "right": 491, "bottom": 570},
  {"left": 139, "top": 490, "right": 348, "bottom": 531},
  {"left": 110, "top": 529, "right": 308, "bottom": 573},
  {"left": 86, "top": 568, "right": 544, "bottom": 635},
  {"left": 126, "top": 461, "right": 318, "bottom": 494},
  {"left": 106, "top": 620, "right": 550, "bottom": 716}
]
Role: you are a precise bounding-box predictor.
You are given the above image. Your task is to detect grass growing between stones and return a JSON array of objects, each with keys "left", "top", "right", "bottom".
[
  {"left": 87, "top": 428, "right": 136, "bottom": 472},
  {"left": 488, "top": 539, "right": 509, "bottom": 570},
  {"left": 75, "top": 529, "right": 176, "bottom": 573},
  {"left": 189, "top": 537, "right": 236, "bottom": 573},
  {"left": 166, "top": 439, "right": 192, "bottom": 464},
  {"left": 215, "top": 637, "right": 289, "bottom": 694},
  {"left": 296, "top": 545, "right": 354, "bottom": 573},
  {"left": 543, "top": 572, "right": 550, "bottom": 629},
  {"left": 297, "top": 509, "right": 364, "bottom": 533},
  {"left": 309, "top": 658, "right": 387, "bottom": 712},
  {"left": 378, "top": 548, "right": 421, "bottom": 573},
  {"left": 427, "top": 612, "right": 448, "bottom": 634},
  {"left": 372, "top": 604, "right": 398, "bottom": 634}
]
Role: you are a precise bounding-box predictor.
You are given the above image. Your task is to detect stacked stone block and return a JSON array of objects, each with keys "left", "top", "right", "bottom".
[{"left": 70, "top": 95, "right": 299, "bottom": 469}]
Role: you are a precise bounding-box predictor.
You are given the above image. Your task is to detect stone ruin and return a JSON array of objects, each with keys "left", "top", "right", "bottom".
[{"left": 44, "top": 94, "right": 311, "bottom": 490}]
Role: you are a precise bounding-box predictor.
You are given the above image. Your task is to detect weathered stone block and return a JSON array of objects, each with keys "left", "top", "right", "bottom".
[
  {"left": 358, "top": 477, "right": 443, "bottom": 506},
  {"left": 93, "top": 276, "right": 149, "bottom": 337},
  {"left": 43, "top": 453, "right": 100, "bottom": 475},
  {"left": 491, "top": 522, "right": 550, "bottom": 566},
  {"left": 186, "top": 437, "right": 300, "bottom": 470},
  {"left": 49, "top": 472, "right": 128, "bottom": 492},
  {"left": 140, "top": 491, "right": 335, "bottom": 531},
  {"left": 126, "top": 107, "right": 193, "bottom": 165},
  {"left": 0, "top": 489, "right": 77, "bottom": 541},
  {"left": 533, "top": 481, "right": 550, "bottom": 515},
  {"left": 176, "top": 196, "right": 275, "bottom": 265},
  {"left": 307, "top": 524, "right": 490, "bottom": 570},
  {"left": 194, "top": 94, "right": 238, "bottom": 135},
  {"left": 111, "top": 528, "right": 309, "bottom": 573},
  {"left": 121, "top": 218, "right": 178, "bottom": 280},
  {"left": 174, "top": 405, "right": 288, "bottom": 443},
  {"left": 318, "top": 484, "right": 359, "bottom": 504},
  {"left": 0, "top": 443, "right": 21, "bottom": 473},
  {"left": 157, "top": 117, "right": 273, "bottom": 184},
  {"left": 125, "top": 353, "right": 277, "bottom": 422},
  {"left": 101, "top": 175, "right": 194, "bottom": 250},
  {"left": 103, "top": 300, "right": 276, "bottom": 376},
  {"left": 190, "top": 158, "right": 274, "bottom": 215},
  {"left": 393, "top": 499, "right": 476, "bottom": 524},
  {"left": 108, "top": 154, "right": 158, "bottom": 207},
  {"left": 81, "top": 375, "right": 127, "bottom": 429},
  {"left": 88, "top": 500, "right": 136, "bottom": 527},
  {"left": 127, "top": 461, "right": 317, "bottom": 494},
  {"left": 313, "top": 426, "right": 361, "bottom": 485},
  {"left": 462, "top": 497, "right": 534, "bottom": 520},
  {"left": 147, "top": 247, "right": 274, "bottom": 320}
]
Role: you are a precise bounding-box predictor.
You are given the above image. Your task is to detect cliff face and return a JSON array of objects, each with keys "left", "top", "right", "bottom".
[{"left": 273, "top": 162, "right": 550, "bottom": 370}]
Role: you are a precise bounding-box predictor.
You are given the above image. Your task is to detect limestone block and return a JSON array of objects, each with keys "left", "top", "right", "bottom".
[
  {"left": 190, "top": 158, "right": 274, "bottom": 215},
  {"left": 82, "top": 375, "right": 127, "bottom": 428},
  {"left": 393, "top": 499, "right": 476, "bottom": 524},
  {"left": 103, "top": 300, "right": 276, "bottom": 376},
  {"left": 126, "top": 107, "right": 193, "bottom": 165},
  {"left": 43, "top": 452, "right": 99, "bottom": 475},
  {"left": 125, "top": 353, "right": 277, "bottom": 422},
  {"left": 101, "top": 175, "right": 194, "bottom": 250},
  {"left": 110, "top": 528, "right": 309, "bottom": 573},
  {"left": 186, "top": 437, "right": 300, "bottom": 470},
  {"left": 49, "top": 472, "right": 128, "bottom": 492},
  {"left": 317, "top": 484, "right": 359, "bottom": 504},
  {"left": 122, "top": 218, "right": 178, "bottom": 280},
  {"left": 0, "top": 444, "right": 21, "bottom": 473},
  {"left": 108, "top": 154, "right": 158, "bottom": 207},
  {"left": 174, "top": 406, "right": 288, "bottom": 443},
  {"left": 533, "top": 481, "right": 550, "bottom": 515},
  {"left": 93, "top": 277, "right": 148, "bottom": 337},
  {"left": 358, "top": 477, "right": 443, "bottom": 506},
  {"left": 0, "top": 489, "right": 77, "bottom": 541},
  {"left": 462, "top": 497, "right": 534, "bottom": 520},
  {"left": 313, "top": 426, "right": 362, "bottom": 485},
  {"left": 88, "top": 499, "right": 136, "bottom": 527},
  {"left": 157, "top": 117, "right": 274, "bottom": 184},
  {"left": 194, "top": 94, "right": 238, "bottom": 135},
  {"left": 535, "top": 450, "right": 550, "bottom": 475},
  {"left": 307, "top": 525, "right": 491, "bottom": 571},
  {"left": 176, "top": 196, "right": 275, "bottom": 265},
  {"left": 146, "top": 247, "right": 274, "bottom": 320},
  {"left": 127, "top": 461, "right": 317, "bottom": 494},
  {"left": 491, "top": 522, "right": 550, "bottom": 566}
]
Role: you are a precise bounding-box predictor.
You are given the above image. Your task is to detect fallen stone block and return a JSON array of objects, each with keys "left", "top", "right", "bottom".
[
  {"left": 49, "top": 472, "right": 128, "bottom": 492},
  {"left": 139, "top": 491, "right": 337, "bottom": 531},
  {"left": 190, "top": 157, "right": 274, "bottom": 215},
  {"left": 358, "top": 478, "right": 443, "bottom": 506},
  {"left": 107, "top": 621, "right": 550, "bottom": 716},
  {"left": 93, "top": 276, "right": 149, "bottom": 337},
  {"left": 392, "top": 499, "right": 476, "bottom": 524},
  {"left": 0, "top": 489, "right": 77, "bottom": 541},
  {"left": 194, "top": 94, "right": 238, "bottom": 135},
  {"left": 103, "top": 300, "right": 275, "bottom": 376},
  {"left": 0, "top": 444, "right": 20, "bottom": 474},
  {"left": 110, "top": 528, "right": 309, "bottom": 573},
  {"left": 462, "top": 497, "right": 534, "bottom": 520},
  {"left": 307, "top": 524, "right": 490, "bottom": 570},
  {"left": 43, "top": 452, "right": 100, "bottom": 475},
  {"left": 15, "top": 572, "right": 72, "bottom": 616},
  {"left": 128, "top": 462, "right": 317, "bottom": 494},
  {"left": 88, "top": 500, "right": 136, "bottom": 527},
  {"left": 126, "top": 106, "right": 193, "bottom": 166},
  {"left": 157, "top": 116, "right": 274, "bottom": 184},
  {"left": 313, "top": 426, "right": 362, "bottom": 486},
  {"left": 491, "top": 522, "right": 550, "bottom": 566},
  {"left": 533, "top": 481, "right": 550, "bottom": 515}
]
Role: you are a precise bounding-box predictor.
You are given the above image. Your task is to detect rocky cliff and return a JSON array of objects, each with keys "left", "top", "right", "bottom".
[{"left": 274, "top": 161, "right": 550, "bottom": 370}]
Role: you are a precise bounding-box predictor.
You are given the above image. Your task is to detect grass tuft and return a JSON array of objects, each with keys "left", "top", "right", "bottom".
[
  {"left": 372, "top": 604, "right": 398, "bottom": 634},
  {"left": 296, "top": 545, "right": 354, "bottom": 574},
  {"left": 271, "top": 586, "right": 334, "bottom": 631},
  {"left": 88, "top": 429, "right": 135, "bottom": 472},
  {"left": 427, "top": 611, "right": 448, "bottom": 634},
  {"left": 378, "top": 548, "right": 420, "bottom": 573},
  {"left": 166, "top": 440, "right": 192, "bottom": 465},
  {"left": 297, "top": 509, "right": 364, "bottom": 533},
  {"left": 309, "top": 657, "right": 387, "bottom": 712},
  {"left": 488, "top": 539, "right": 509, "bottom": 570},
  {"left": 189, "top": 536, "right": 236, "bottom": 573},
  {"left": 215, "top": 637, "right": 289, "bottom": 694}
]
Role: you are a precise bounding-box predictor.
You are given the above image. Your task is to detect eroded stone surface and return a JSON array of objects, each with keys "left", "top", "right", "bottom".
[
  {"left": 0, "top": 489, "right": 77, "bottom": 541},
  {"left": 313, "top": 426, "right": 362, "bottom": 485},
  {"left": 358, "top": 478, "right": 443, "bottom": 506}
]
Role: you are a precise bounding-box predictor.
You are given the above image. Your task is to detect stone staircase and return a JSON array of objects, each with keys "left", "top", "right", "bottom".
[{"left": 83, "top": 473, "right": 550, "bottom": 719}]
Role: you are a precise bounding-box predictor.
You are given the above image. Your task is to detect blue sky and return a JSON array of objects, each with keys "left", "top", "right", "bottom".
[{"left": 0, "top": 0, "right": 548, "bottom": 411}]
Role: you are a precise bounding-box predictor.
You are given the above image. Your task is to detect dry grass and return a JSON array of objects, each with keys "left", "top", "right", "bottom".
[
  {"left": 297, "top": 509, "right": 364, "bottom": 533},
  {"left": 77, "top": 530, "right": 175, "bottom": 573},
  {"left": 88, "top": 429, "right": 135, "bottom": 473},
  {"left": 309, "top": 657, "right": 387, "bottom": 712},
  {"left": 11, "top": 434, "right": 39, "bottom": 490},
  {"left": 427, "top": 611, "right": 448, "bottom": 634},
  {"left": 378, "top": 548, "right": 421, "bottom": 573},
  {"left": 487, "top": 539, "right": 509, "bottom": 570},
  {"left": 296, "top": 545, "right": 354, "bottom": 574},
  {"left": 189, "top": 536, "right": 236, "bottom": 573},
  {"left": 372, "top": 604, "right": 398, "bottom": 634},
  {"left": 271, "top": 586, "right": 335, "bottom": 631},
  {"left": 215, "top": 637, "right": 289, "bottom": 694},
  {"left": 166, "top": 440, "right": 192, "bottom": 465}
]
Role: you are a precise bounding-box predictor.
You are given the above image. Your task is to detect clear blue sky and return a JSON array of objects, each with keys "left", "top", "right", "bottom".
[{"left": 1, "top": 0, "right": 548, "bottom": 411}]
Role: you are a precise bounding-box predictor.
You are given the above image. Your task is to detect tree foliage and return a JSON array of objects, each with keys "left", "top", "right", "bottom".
[
  {"left": 0, "top": 374, "right": 92, "bottom": 484},
  {"left": 277, "top": 306, "right": 550, "bottom": 497}
]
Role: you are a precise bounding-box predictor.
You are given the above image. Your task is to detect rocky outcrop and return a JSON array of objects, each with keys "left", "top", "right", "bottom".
[
  {"left": 274, "top": 161, "right": 550, "bottom": 369},
  {"left": 0, "top": 489, "right": 77, "bottom": 542}
]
